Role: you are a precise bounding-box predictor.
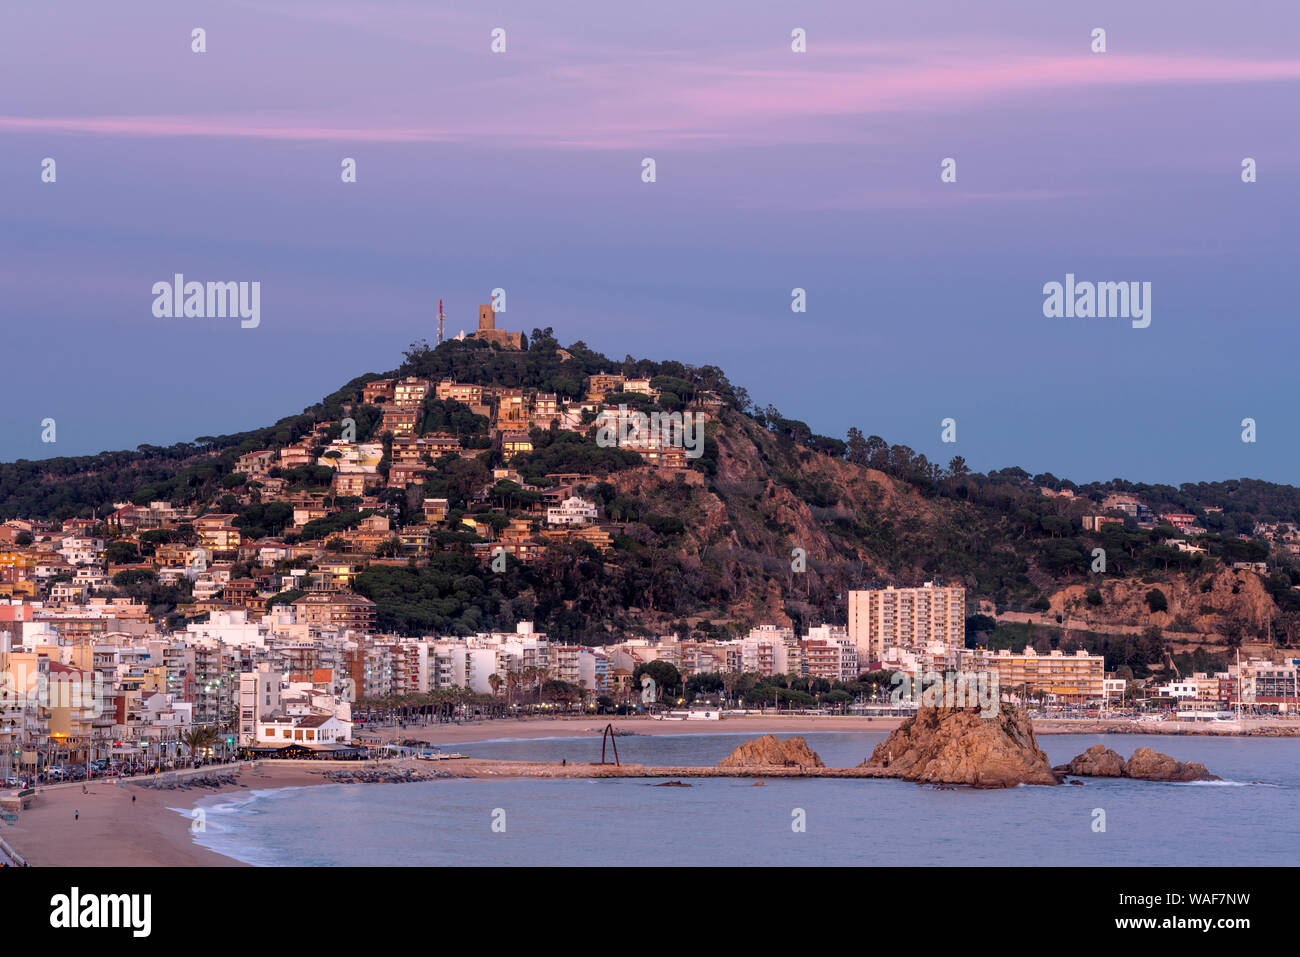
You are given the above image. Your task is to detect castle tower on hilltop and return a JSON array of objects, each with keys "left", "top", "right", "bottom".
[{"left": 472, "top": 302, "right": 523, "bottom": 349}]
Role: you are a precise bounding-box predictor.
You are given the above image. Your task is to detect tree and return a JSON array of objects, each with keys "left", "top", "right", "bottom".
[
  {"left": 180, "top": 726, "right": 218, "bottom": 767},
  {"left": 1145, "top": 588, "right": 1168, "bottom": 614},
  {"left": 105, "top": 540, "right": 139, "bottom": 565},
  {"left": 633, "top": 660, "right": 682, "bottom": 703}
]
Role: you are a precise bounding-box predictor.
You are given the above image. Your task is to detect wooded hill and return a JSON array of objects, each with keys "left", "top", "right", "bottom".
[{"left": 4, "top": 330, "right": 1300, "bottom": 676}]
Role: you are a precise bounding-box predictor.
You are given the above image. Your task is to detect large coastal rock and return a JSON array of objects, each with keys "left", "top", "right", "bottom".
[
  {"left": 1053, "top": 745, "right": 1220, "bottom": 782},
  {"left": 1123, "top": 747, "right": 1220, "bottom": 782},
  {"left": 1053, "top": 744, "right": 1126, "bottom": 777},
  {"left": 861, "top": 705, "right": 1060, "bottom": 788},
  {"left": 718, "top": 735, "right": 825, "bottom": 769}
]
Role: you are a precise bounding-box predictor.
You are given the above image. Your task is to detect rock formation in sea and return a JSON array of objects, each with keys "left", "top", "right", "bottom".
[
  {"left": 1053, "top": 744, "right": 1220, "bottom": 782},
  {"left": 860, "top": 705, "right": 1061, "bottom": 788},
  {"left": 1052, "top": 744, "right": 1126, "bottom": 777},
  {"left": 717, "top": 735, "right": 825, "bottom": 768},
  {"left": 1122, "top": 747, "right": 1220, "bottom": 782}
]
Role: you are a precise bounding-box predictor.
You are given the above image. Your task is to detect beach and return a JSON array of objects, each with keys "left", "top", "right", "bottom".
[
  {"left": 2, "top": 764, "right": 328, "bottom": 867},
  {"left": 362, "top": 714, "right": 907, "bottom": 745}
]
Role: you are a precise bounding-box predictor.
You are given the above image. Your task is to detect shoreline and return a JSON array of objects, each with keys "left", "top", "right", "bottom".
[
  {"left": 3, "top": 764, "right": 333, "bottom": 868},
  {"left": 358, "top": 713, "right": 1300, "bottom": 746},
  {"left": 8, "top": 715, "right": 1296, "bottom": 866}
]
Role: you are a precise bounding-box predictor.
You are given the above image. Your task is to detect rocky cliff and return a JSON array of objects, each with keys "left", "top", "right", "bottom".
[{"left": 860, "top": 705, "right": 1061, "bottom": 788}]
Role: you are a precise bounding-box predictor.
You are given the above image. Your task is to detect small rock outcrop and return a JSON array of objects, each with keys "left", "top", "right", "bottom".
[
  {"left": 1123, "top": 747, "right": 1220, "bottom": 782},
  {"left": 1052, "top": 744, "right": 1126, "bottom": 777},
  {"left": 861, "top": 705, "right": 1060, "bottom": 788},
  {"left": 718, "top": 735, "right": 824, "bottom": 769},
  {"left": 1053, "top": 745, "right": 1220, "bottom": 782}
]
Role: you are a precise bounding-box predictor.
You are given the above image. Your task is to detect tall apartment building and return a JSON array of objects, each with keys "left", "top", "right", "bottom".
[{"left": 847, "top": 582, "right": 966, "bottom": 662}]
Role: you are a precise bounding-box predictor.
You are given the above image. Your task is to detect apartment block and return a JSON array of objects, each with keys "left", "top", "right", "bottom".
[{"left": 847, "top": 582, "right": 966, "bottom": 661}]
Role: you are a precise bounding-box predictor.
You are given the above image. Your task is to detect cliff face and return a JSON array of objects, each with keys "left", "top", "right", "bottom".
[
  {"left": 717, "top": 735, "right": 825, "bottom": 769},
  {"left": 861, "top": 705, "right": 1061, "bottom": 788},
  {"left": 1047, "top": 567, "right": 1276, "bottom": 642}
]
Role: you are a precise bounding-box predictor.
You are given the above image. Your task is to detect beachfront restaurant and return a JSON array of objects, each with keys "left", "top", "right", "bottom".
[{"left": 242, "top": 742, "right": 368, "bottom": 760}]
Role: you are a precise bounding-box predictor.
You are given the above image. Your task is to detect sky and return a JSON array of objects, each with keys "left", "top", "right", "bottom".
[{"left": 2, "top": 0, "right": 1298, "bottom": 486}]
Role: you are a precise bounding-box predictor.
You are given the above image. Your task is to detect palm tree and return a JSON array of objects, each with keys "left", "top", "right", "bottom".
[
  {"left": 180, "top": 726, "right": 218, "bottom": 767},
  {"left": 505, "top": 672, "right": 521, "bottom": 708}
]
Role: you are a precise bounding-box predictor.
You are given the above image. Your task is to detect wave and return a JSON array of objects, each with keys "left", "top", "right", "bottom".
[
  {"left": 1167, "top": 779, "right": 1278, "bottom": 787},
  {"left": 170, "top": 785, "right": 337, "bottom": 867}
]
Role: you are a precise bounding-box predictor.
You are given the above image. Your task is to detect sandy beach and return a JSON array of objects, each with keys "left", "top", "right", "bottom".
[
  {"left": 2, "top": 764, "right": 331, "bottom": 867},
  {"left": 362, "top": 715, "right": 906, "bottom": 745}
]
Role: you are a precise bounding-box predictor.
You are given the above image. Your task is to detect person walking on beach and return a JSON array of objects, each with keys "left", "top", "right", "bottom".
[
  {"left": 74, "top": 809, "right": 79, "bottom": 821},
  {"left": 131, "top": 794, "right": 136, "bottom": 803}
]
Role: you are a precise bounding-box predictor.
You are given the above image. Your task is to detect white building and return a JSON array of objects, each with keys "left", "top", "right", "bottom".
[
  {"left": 254, "top": 712, "right": 351, "bottom": 746},
  {"left": 847, "top": 582, "right": 965, "bottom": 662},
  {"left": 546, "top": 496, "right": 599, "bottom": 526},
  {"left": 238, "top": 663, "right": 283, "bottom": 746},
  {"left": 58, "top": 537, "right": 104, "bottom": 566}
]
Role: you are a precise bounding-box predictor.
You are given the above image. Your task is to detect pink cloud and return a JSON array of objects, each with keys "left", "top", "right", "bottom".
[{"left": 4, "top": 50, "right": 1298, "bottom": 149}]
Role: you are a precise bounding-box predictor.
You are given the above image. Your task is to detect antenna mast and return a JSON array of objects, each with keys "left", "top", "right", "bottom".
[{"left": 437, "top": 299, "right": 445, "bottom": 345}]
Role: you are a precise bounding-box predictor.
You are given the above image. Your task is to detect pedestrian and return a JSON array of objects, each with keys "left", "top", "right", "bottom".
[
  {"left": 131, "top": 794, "right": 136, "bottom": 803},
  {"left": 74, "top": 809, "right": 79, "bottom": 821}
]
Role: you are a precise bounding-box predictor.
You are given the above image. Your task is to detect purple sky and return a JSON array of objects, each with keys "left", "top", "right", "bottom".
[{"left": 3, "top": 0, "right": 1299, "bottom": 485}]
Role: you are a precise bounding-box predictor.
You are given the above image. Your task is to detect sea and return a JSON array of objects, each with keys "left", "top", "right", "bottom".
[{"left": 177, "top": 732, "right": 1299, "bottom": 866}]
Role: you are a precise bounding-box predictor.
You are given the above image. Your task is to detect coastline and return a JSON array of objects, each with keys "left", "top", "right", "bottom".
[
  {"left": 359, "top": 713, "right": 1300, "bottom": 746},
  {"left": 3, "top": 764, "right": 331, "bottom": 868},
  {"left": 8, "top": 713, "right": 1297, "bottom": 866}
]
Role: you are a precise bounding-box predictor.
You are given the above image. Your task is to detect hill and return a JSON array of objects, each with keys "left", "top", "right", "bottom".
[{"left": 4, "top": 329, "right": 1300, "bottom": 678}]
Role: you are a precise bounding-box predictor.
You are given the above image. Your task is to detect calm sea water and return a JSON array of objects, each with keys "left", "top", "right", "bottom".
[{"left": 180, "top": 732, "right": 1300, "bottom": 866}]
